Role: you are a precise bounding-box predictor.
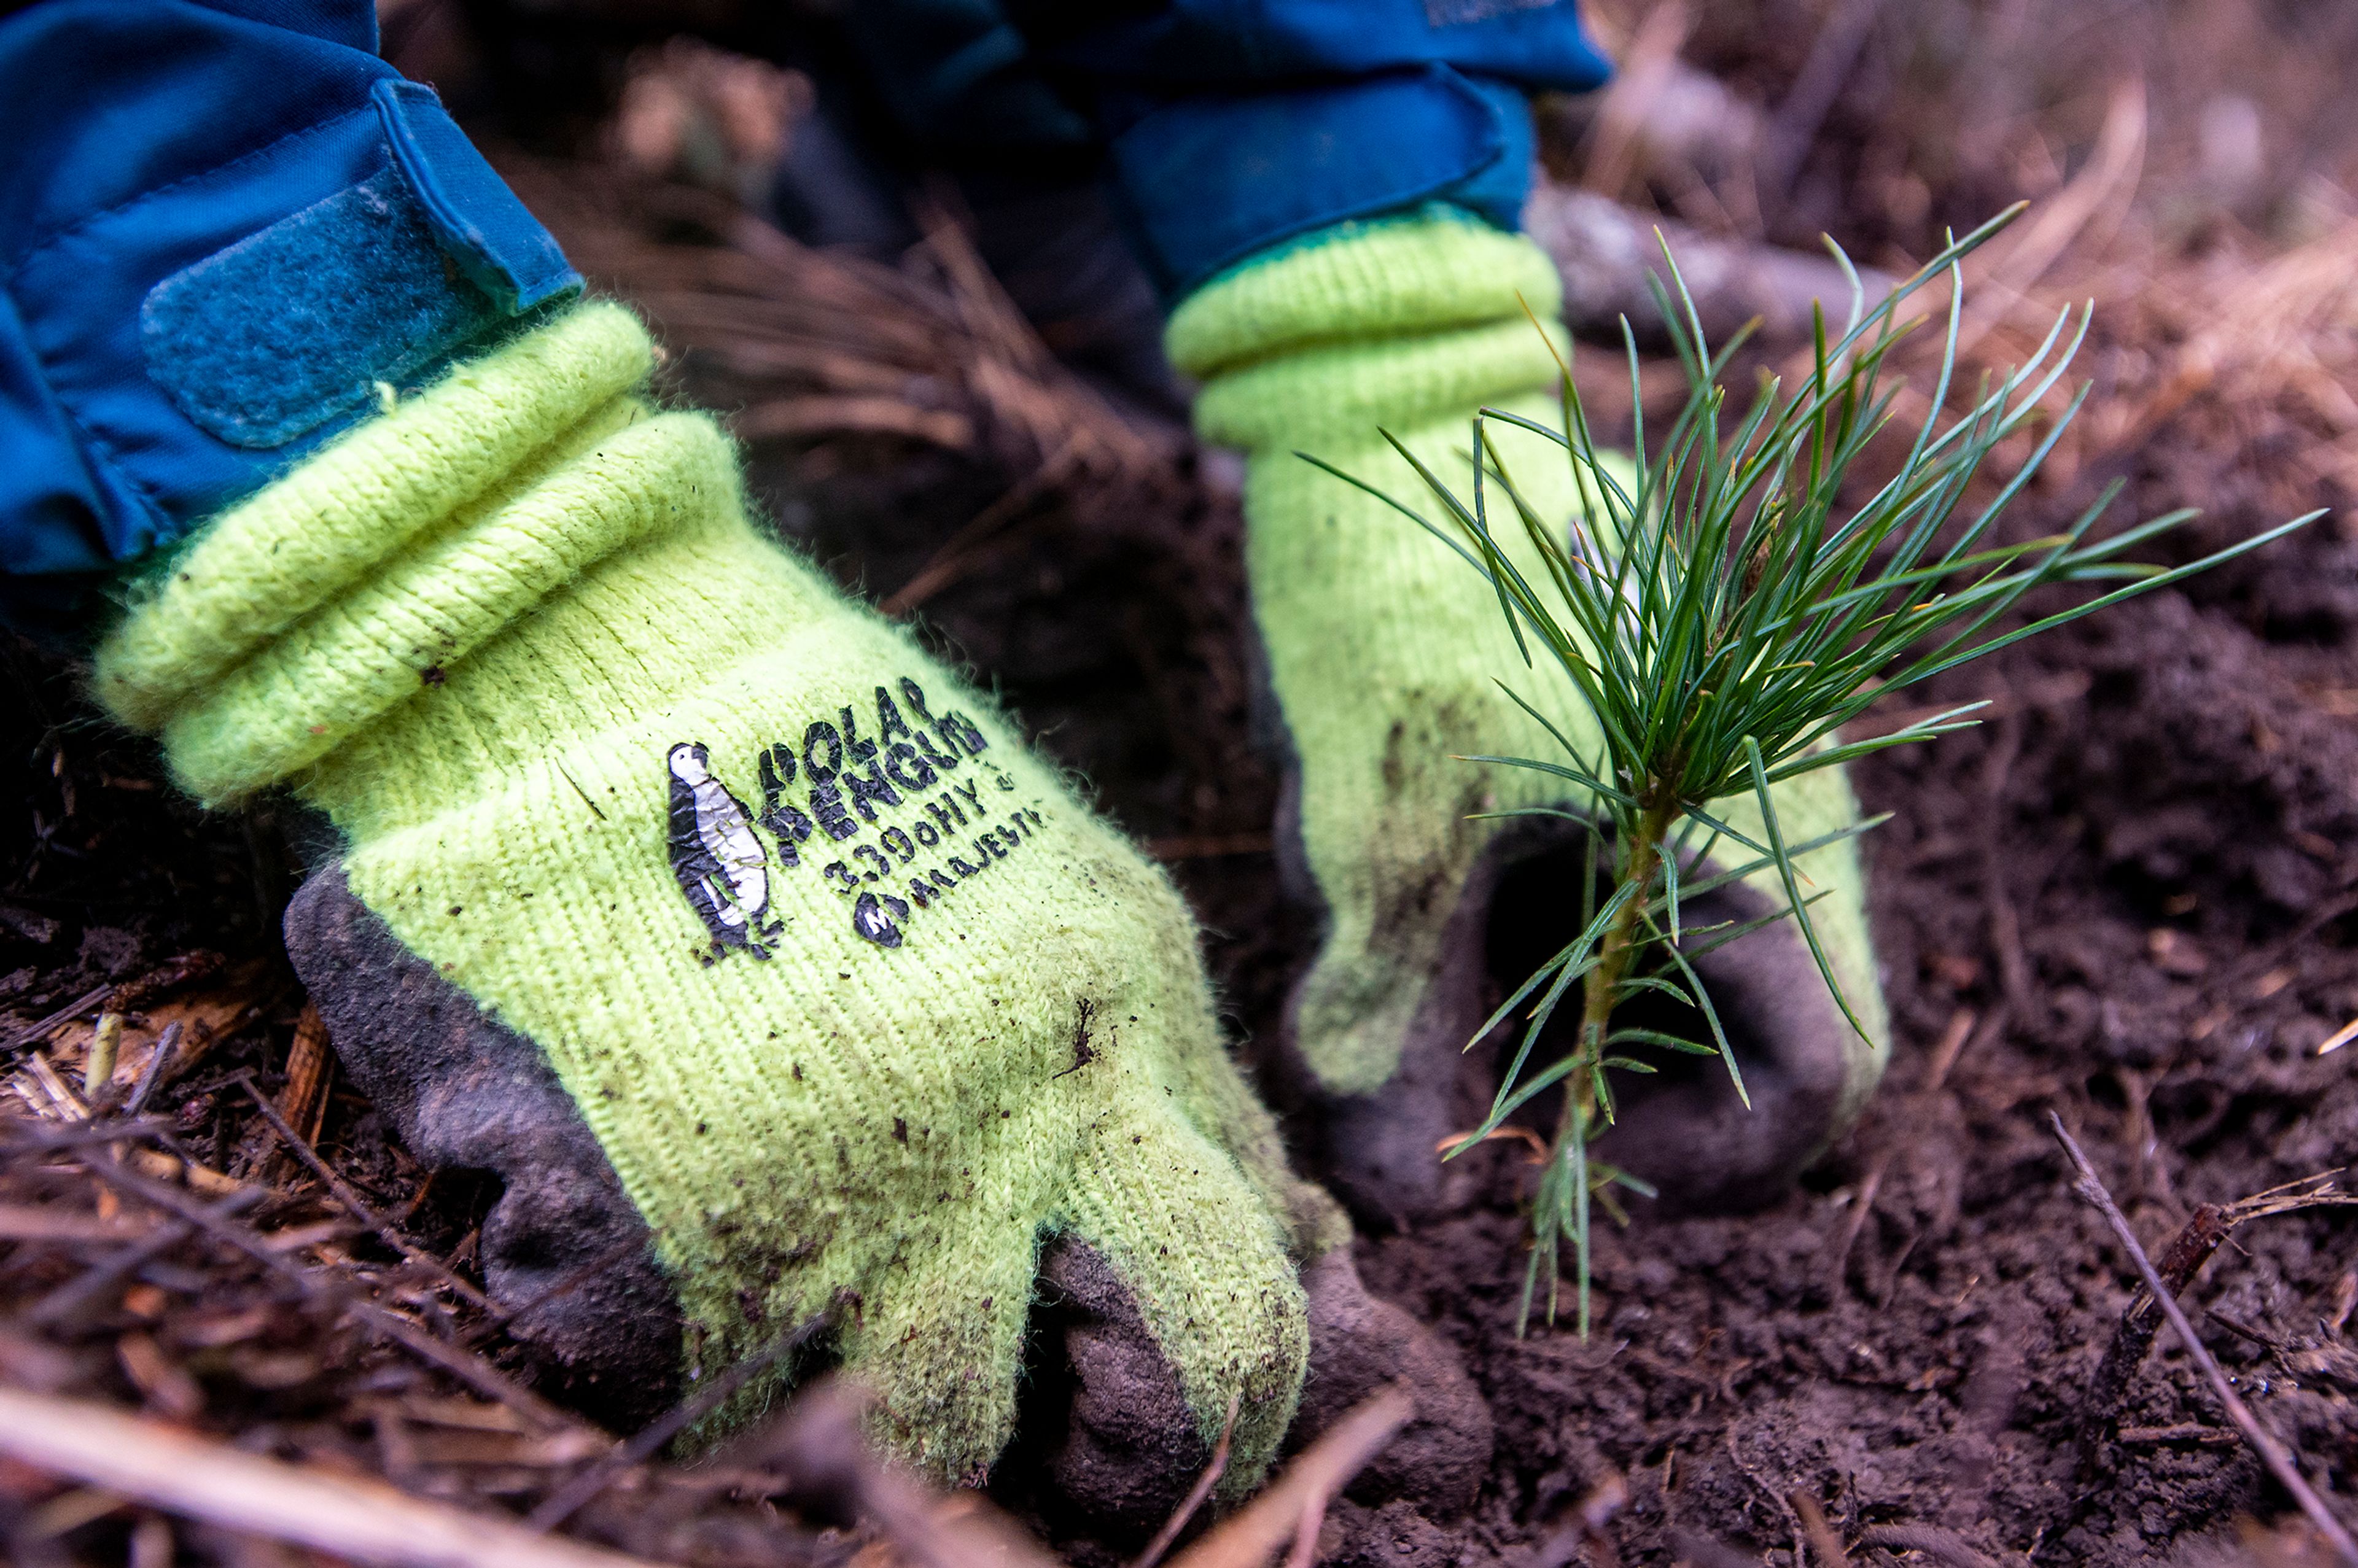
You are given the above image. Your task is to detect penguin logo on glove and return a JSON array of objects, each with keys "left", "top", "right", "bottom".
[{"left": 667, "top": 742, "right": 785, "bottom": 959}]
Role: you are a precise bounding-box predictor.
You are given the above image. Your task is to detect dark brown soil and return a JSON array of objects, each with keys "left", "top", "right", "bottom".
[{"left": 9, "top": 4, "right": 2358, "bottom": 1564}]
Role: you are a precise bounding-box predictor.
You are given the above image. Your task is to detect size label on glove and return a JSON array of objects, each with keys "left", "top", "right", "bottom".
[{"left": 666, "top": 677, "right": 1045, "bottom": 956}]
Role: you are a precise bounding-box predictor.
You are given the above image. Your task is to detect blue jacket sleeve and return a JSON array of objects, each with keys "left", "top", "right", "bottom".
[
  {"left": 1040, "top": 1, "right": 1613, "bottom": 295},
  {"left": 827, "top": 1, "right": 1611, "bottom": 297},
  {"left": 0, "top": 0, "right": 578, "bottom": 634}
]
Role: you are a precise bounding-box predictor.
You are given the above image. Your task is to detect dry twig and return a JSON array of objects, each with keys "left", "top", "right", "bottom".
[
  {"left": 233, "top": 1073, "right": 496, "bottom": 1315},
  {"left": 2049, "top": 1112, "right": 2358, "bottom": 1567},
  {"left": 1830, "top": 1006, "right": 1976, "bottom": 1290},
  {"left": 2, "top": 982, "right": 109, "bottom": 1057},
  {"left": 761, "top": 1380, "right": 1064, "bottom": 1568},
  {"left": 123, "top": 1019, "right": 180, "bottom": 1117},
  {"left": 2075, "top": 1168, "right": 2358, "bottom": 1470},
  {"left": 1791, "top": 1490, "right": 1850, "bottom": 1568},
  {"left": 25, "top": 1186, "right": 263, "bottom": 1329},
  {"left": 1166, "top": 1387, "right": 1414, "bottom": 1568},
  {"left": 73, "top": 1149, "right": 573, "bottom": 1431},
  {"left": 0, "top": 1385, "right": 661, "bottom": 1568},
  {"left": 525, "top": 1309, "right": 833, "bottom": 1532},
  {"left": 276, "top": 1001, "right": 333, "bottom": 1146},
  {"left": 1132, "top": 1392, "right": 1242, "bottom": 1568},
  {"left": 1856, "top": 1524, "right": 2000, "bottom": 1568}
]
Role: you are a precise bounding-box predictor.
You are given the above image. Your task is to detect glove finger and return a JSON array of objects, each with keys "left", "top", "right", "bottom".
[
  {"left": 1116, "top": 933, "right": 1354, "bottom": 1261},
  {"left": 1035, "top": 1235, "right": 1210, "bottom": 1531},
  {"left": 1242, "top": 406, "right": 1628, "bottom": 1221},
  {"left": 1305, "top": 790, "right": 1884, "bottom": 1227},
  {"left": 1259, "top": 423, "right": 1569, "bottom": 1103},
  {"left": 282, "top": 862, "right": 685, "bottom": 1430},
  {"left": 1041, "top": 1184, "right": 1492, "bottom": 1525},
  {"left": 1282, "top": 794, "right": 1539, "bottom": 1229},
  {"left": 1596, "top": 873, "right": 1867, "bottom": 1211},
  {"left": 1053, "top": 1103, "right": 1309, "bottom": 1515},
  {"left": 1293, "top": 1246, "right": 1493, "bottom": 1515},
  {"left": 830, "top": 1220, "right": 1039, "bottom": 1489}
]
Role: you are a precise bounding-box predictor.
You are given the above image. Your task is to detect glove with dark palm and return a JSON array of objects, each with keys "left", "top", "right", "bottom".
[
  {"left": 1168, "top": 211, "right": 1889, "bottom": 1224},
  {"left": 95, "top": 302, "right": 1489, "bottom": 1516}
]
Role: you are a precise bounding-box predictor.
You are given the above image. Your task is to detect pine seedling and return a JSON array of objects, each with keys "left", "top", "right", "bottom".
[{"left": 1304, "top": 208, "right": 2321, "bottom": 1337}]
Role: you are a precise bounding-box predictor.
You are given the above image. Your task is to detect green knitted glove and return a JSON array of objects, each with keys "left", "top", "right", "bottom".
[
  {"left": 1168, "top": 210, "right": 1889, "bottom": 1221},
  {"left": 91, "top": 303, "right": 1495, "bottom": 1507}
]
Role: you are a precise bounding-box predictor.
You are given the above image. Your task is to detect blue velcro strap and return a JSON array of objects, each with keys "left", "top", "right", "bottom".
[
  {"left": 372, "top": 80, "right": 579, "bottom": 314},
  {"left": 1110, "top": 66, "right": 1540, "bottom": 297},
  {"left": 0, "top": 0, "right": 585, "bottom": 614},
  {"left": 133, "top": 83, "right": 582, "bottom": 454},
  {"left": 141, "top": 168, "right": 504, "bottom": 448}
]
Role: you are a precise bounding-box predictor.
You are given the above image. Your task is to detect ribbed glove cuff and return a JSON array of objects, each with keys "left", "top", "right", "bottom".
[
  {"left": 1168, "top": 209, "right": 1569, "bottom": 458},
  {"left": 1167, "top": 206, "right": 1563, "bottom": 374},
  {"left": 93, "top": 304, "right": 683, "bottom": 805}
]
